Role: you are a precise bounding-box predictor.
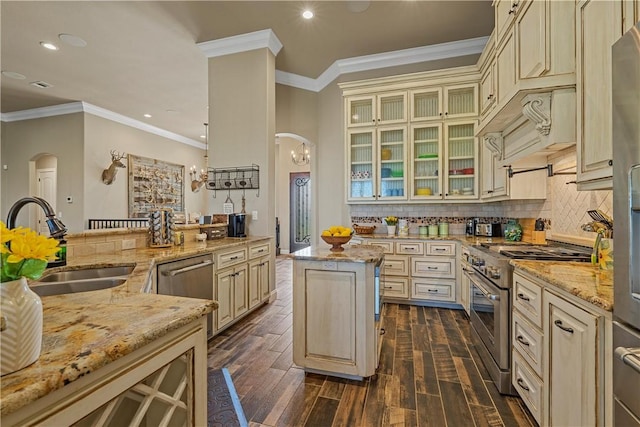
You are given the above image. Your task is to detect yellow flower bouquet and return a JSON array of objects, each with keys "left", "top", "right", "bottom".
[
  {"left": 1, "top": 221, "right": 60, "bottom": 282},
  {"left": 384, "top": 216, "right": 398, "bottom": 226}
]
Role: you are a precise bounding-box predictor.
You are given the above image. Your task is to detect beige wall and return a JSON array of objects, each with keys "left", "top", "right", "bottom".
[
  {"left": 1, "top": 113, "right": 208, "bottom": 233},
  {"left": 83, "top": 114, "right": 206, "bottom": 225},
  {"left": 208, "top": 48, "right": 276, "bottom": 237},
  {"left": 1, "top": 114, "right": 84, "bottom": 231}
]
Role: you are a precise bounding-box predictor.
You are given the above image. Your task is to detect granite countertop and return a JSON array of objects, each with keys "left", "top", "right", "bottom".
[
  {"left": 511, "top": 260, "right": 614, "bottom": 312},
  {"left": 0, "top": 235, "right": 271, "bottom": 416},
  {"left": 354, "top": 233, "right": 467, "bottom": 242},
  {"left": 290, "top": 244, "right": 385, "bottom": 263}
]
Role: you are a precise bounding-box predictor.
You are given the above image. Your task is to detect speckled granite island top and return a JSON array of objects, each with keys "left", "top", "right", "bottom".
[
  {"left": 511, "top": 260, "right": 614, "bottom": 312},
  {"left": 291, "top": 244, "right": 385, "bottom": 263},
  {"left": 0, "top": 236, "right": 271, "bottom": 416}
]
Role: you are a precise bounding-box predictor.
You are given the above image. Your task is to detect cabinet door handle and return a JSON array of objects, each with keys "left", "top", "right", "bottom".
[
  {"left": 517, "top": 293, "right": 530, "bottom": 302},
  {"left": 516, "top": 335, "right": 530, "bottom": 346},
  {"left": 230, "top": 255, "right": 239, "bottom": 260},
  {"left": 434, "top": 248, "right": 446, "bottom": 251},
  {"left": 427, "top": 289, "right": 439, "bottom": 293},
  {"left": 380, "top": 328, "right": 386, "bottom": 335},
  {"left": 516, "top": 377, "right": 530, "bottom": 391},
  {"left": 427, "top": 266, "right": 438, "bottom": 270},
  {"left": 554, "top": 319, "right": 574, "bottom": 334}
]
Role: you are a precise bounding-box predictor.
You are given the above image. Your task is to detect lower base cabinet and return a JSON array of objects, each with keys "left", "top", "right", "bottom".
[
  {"left": 512, "top": 270, "right": 611, "bottom": 427},
  {"left": 216, "top": 264, "right": 248, "bottom": 330},
  {"left": 3, "top": 318, "right": 208, "bottom": 426}
]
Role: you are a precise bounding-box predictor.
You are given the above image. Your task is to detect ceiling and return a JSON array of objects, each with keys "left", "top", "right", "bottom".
[{"left": 1, "top": 1, "right": 494, "bottom": 143}]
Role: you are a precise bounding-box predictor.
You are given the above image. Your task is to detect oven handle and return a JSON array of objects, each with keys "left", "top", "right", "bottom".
[
  {"left": 614, "top": 347, "right": 640, "bottom": 374},
  {"left": 472, "top": 278, "right": 500, "bottom": 301}
]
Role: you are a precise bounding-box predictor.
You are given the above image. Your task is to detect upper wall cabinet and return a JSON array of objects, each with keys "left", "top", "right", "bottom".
[
  {"left": 410, "top": 83, "right": 478, "bottom": 122},
  {"left": 575, "top": 0, "right": 625, "bottom": 190},
  {"left": 346, "top": 92, "right": 407, "bottom": 128}
]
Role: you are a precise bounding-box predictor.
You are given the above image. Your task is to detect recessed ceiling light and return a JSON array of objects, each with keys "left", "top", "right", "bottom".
[
  {"left": 143, "top": 113, "right": 152, "bottom": 118},
  {"left": 200, "top": 135, "right": 206, "bottom": 139},
  {"left": 59, "top": 33, "right": 87, "bottom": 47},
  {"left": 40, "top": 41, "right": 59, "bottom": 51},
  {"left": 166, "top": 109, "right": 180, "bottom": 113},
  {"left": 1, "top": 71, "right": 26, "bottom": 80},
  {"left": 302, "top": 10, "right": 314, "bottom": 19},
  {"left": 30, "top": 81, "right": 53, "bottom": 89}
]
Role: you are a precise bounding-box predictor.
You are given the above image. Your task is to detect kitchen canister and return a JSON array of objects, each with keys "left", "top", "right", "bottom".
[
  {"left": 438, "top": 222, "right": 449, "bottom": 236},
  {"left": 419, "top": 225, "right": 428, "bottom": 236},
  {"left": 428, "top": 225, "right": 438, "bottom": 236}
]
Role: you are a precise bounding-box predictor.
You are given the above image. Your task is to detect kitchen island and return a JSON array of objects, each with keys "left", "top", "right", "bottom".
[{"left": 291, "top": 244, "right": 384, "bottom": 380}]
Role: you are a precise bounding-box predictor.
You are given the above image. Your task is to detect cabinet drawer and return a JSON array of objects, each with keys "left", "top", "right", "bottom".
[
  {"left": 411, "top": 279, "right": 455, "bottom": 302},
  {"left": 426, "top": 241, "right": 456, "bottom": 256},
  {"left": 368, "top": 240, "right": 394, "bottom": 254},
  {"left": 248, "top": 242, "right": 270, "bottom": 259},
  {"left": 512, "top": 352, "right": 543, "bottom": 425},
  {"left": 216, "top": 247, "right": 247, "bottom": 269},
  {"left": 513, "top": 311, "right": 543, "bottom": 377},
  {"left": 396, "top": 241, "right": 424, "bottom": 255},
  {"left": 513, "top": 271, "right": 543, "bottom": 328},
  {"left": 382, "top": 276, "right": 409, "bottom": 299},
  {"left": 383, "top": 255, "right": 409, "bottom": 276},
  {"left": 411, "top": 257, "right": 455, "bottom": 279}
]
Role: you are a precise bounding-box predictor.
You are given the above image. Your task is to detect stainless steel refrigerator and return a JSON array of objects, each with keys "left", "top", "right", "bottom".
[{"left": 612, "top": 20, "right": 640, "bottom": 427}]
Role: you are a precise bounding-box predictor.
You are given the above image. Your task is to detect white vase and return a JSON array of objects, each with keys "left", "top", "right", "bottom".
[
  {"left": 0, "top": 277, "right": 43, "bottom": 376},
  {"left": 387, "top": 225, "right": 397, "bottom": 236}
]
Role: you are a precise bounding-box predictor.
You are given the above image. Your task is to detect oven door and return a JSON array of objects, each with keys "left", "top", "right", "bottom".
[{"left": 467, "top": 269, "right": 510, "bottom": 369}]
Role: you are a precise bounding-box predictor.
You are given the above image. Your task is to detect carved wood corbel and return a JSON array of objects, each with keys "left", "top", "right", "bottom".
[
  {"left": 483, "top": 133, "right": 504, "bottom": 160},
  {"left": 521, "top": 92, "right": 551, "bottom": 136}
]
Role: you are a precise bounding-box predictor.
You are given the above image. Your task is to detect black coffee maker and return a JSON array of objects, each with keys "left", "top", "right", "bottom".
[{"left": 228, "top": 213, "right": 246, "bottom": 237}]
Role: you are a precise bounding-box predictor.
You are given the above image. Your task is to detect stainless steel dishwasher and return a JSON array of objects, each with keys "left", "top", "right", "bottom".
[{"left": 157, "top": 253, "right": 214, "bottom": 339}]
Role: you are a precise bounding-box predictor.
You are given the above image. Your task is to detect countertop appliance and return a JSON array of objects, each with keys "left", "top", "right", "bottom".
[
  {"left": 157, "top": 254, "right": 214, "bottom": 339},
  {"left": 463, "top": 241, "right": 592, "bottom": 395},
  {"left": 228, "top": 213, "right": 246, "bottom": 237},
  {"left": 475, "top": 222, "right": 502, "bottom": 237},
  {"left": 612, "top": 21, "right": 640, "bottom": 427}
]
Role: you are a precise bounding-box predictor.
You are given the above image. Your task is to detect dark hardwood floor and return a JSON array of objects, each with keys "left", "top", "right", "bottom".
[{"left": 207, "top": 257, "right": 537, "bottom": 427}]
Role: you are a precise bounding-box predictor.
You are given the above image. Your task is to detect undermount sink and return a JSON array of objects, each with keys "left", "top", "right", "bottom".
[
  {"left": 38, "top": 265, "right": 135, "bottom": 283},
  {"left": 32, "top": 265, "right": 135, "bottom": 297},
  {"left": 31, "top": 278, "right": 127, "bottom": 297}
]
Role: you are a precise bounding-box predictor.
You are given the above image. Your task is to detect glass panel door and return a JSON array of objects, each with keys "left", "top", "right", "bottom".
[
  {"left": 445, "top": 122, "right": 477, "bottom": 198},
  {"left": 445, "top": 84, "right": 478, "bottom": 118},
  {"left": 378, "top": 126, "right": 407, "bottom": 199},
  {"left": 411, "top": 88, "right": 442, "bottom": 121},
  {"left": 377, "top": 92, "right": 406, "bottom": 124},
  {"left": 348, "top": 128, "right": 375, "bottom": 200},
  {"left": 347, "top": 96, "right": 374, "bottom": 127},
  {"left": 411, "top": 123, "right": 442, "bottom": 198}
]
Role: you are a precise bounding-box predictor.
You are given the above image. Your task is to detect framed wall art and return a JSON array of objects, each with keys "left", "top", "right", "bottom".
[{"left": 128, "top": 154, "right": 184, "bottom": 218}]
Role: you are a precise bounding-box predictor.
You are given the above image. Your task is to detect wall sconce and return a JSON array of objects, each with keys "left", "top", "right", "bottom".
[
  {"left": 291, "top": 141, "right": 310, "bottom": 165},
  {"left": 190, "top": 123, "right": 209, "bottom": 192}
]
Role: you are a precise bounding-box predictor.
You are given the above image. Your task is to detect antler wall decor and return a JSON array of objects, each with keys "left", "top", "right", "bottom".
[{"left": 102, "top": 150, "right": 127, "bottom": 185}]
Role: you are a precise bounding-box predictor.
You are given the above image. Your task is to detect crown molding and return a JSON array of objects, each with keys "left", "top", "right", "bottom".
[
  {"left": 198, "top": 29, "right": 283, "bottom": 58},
  {"left": 1, "top": 102, "right": 205, "bottom": 149},
  {"left": 276, "top": 36, "right": 489, "bottom": 92}
]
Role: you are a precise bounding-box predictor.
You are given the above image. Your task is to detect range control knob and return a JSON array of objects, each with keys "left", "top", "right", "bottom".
[{"left": 486, "top": 266, "right": 501, "bottom": 279}]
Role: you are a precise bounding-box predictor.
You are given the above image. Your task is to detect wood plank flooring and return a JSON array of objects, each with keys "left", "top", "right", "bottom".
[{"left": 207, "top": 257, "right": 537, "bottom": 427}]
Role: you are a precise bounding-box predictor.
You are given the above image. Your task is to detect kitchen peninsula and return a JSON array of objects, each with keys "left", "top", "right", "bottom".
[
  {"left": 0, "top": 231, "right": 274, "bottom": 426},
  {"left": 291, "top": 244, "right": 384, "bottom": 380}
]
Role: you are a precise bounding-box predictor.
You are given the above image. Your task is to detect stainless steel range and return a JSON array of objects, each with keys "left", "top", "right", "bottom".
[{"left": 463, "top": 241, "right": 591, "bottom": 395}]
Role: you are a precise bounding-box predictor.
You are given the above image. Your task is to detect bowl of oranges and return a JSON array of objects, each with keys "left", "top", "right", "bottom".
[{"left": 321, "top": 226, "right": 354, "bottom": 252}]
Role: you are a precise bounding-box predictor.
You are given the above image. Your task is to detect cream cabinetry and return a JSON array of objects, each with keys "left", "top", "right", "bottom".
[
  {"left": 369, "top": 238, "right": 459, "bottom": 306},
  {"left": 341, "top": 67, "right": 480, "bottom": 204},
  {"left": 4, "top": 318, "right": 208, "bottom": 427},
  {"left": 511, "top": 270, "right": 612, "bottom": 426},
  {"left": 214, "top": 239, "right": 274, "bottom": 334},
  {"left": 575, "top": 0, "right": 624, "bottom": 190},
  {"left": 292, "top": 256, "right": 382, "bottom": 379},
  {"left": 623, "top": 0, "right": 639, "bottom": 33}
]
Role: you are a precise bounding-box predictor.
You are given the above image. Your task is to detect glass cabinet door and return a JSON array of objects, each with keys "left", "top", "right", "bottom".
[
  {"left": 445, "top": 121, "right": 477, "bottom": 198},
  {"left": 444, "top": 84, "right": 478, "bottom": 119},
  {"left": 411, "top": 123, "right": 442, "bottom": 198},
  {"left": 378, "top": 126, "right": 407, "bottom": 199},
  {"left": 348, "top": 128, "right": 375, "bottom": 200},
  {"left": 347, "top": 96, "right": 375, "bottom": 127},
  {"left": 377, "top": 92, "right": 407, "bottom": 125},
  {"left": 410, "top": 88, "right": 442, "bottom": 121}
]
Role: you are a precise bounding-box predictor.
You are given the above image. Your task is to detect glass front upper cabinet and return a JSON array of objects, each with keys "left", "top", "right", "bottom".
[
  {"left": 444, "top": 121, "right": 478, "bottom": 198},
  {"left": 410, "top": 83, "right": 478, "bottom": 121},
  {"left": 411, "top": 123, "right": 442, "bottom": 198},
  {"left": 347, "top": 128, "right": 375, "bottom": 200},
  {"left": 378, "top": 126, "right": 407, "bottom": 200},
  {"left": 346, "top": 92, "right": 407, "bottom": 127}
]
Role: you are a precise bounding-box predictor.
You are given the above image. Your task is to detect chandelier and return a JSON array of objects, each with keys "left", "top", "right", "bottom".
[
  {"left": 190, "top": 123, "right": 209, "bottom": 192},
  {"left": 291, "top": 141, "right": 310, "bottom": 165}
]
